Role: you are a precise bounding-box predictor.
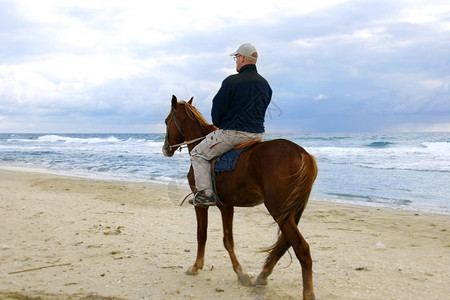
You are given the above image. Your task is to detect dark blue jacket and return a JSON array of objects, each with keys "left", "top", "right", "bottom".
[{"left": 211, "top": 64, "right": 272, "bottom": 133}]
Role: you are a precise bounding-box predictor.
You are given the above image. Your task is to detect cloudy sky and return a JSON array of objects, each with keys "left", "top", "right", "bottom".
[{"left": 1, "top": 0, "right": 449, "bottom": 133}]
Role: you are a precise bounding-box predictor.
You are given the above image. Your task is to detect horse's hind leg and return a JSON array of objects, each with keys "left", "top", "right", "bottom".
[
  {"left": 186, "top": 206, "right": 208, "bottom": 275},
  {"left": 255, "top": 233, "right": 290, "bottom": 286},
  {"left": 219, "top": 206, "right": 253, "bottom": 286},
  {"left": 256, "top": 209, "right": 302, "bottom": 286},
  {"left": 279, "top": 216, "right": 315, "bottom": 300}
]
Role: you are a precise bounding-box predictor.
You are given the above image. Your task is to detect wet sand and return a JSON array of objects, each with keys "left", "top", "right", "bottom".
[{"left": 1, "top": 169, "right": 449, "bottom": 299}]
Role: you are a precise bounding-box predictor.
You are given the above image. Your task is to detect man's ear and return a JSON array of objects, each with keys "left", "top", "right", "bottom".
[
  {"left": 188, "top": 97, "right": 193, "bottom": 105},
  {"left": 171, "top": 95, "right": 177, "bottom": 110}
]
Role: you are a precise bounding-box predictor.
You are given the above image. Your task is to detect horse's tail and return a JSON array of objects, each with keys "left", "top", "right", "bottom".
[
  {"left": 277, "top": 151, "right": 317, "bottom": 226},
  {"left": 263, "top": 151, "right": 317, "bottom": 257}
]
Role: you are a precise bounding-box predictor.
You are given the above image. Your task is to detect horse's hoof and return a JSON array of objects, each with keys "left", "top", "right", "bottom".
[
  {"left": 303, "top": 292, "right": 316, "bottom": 300},
  {"left": 186, "top": 266, "right": 199, "bottom": 275},
  {"left": 254, "top": 275, "right": 268, "bottom": 286},
  {"left": 238, "top": 273, "right": 253, "bottom": 287}
]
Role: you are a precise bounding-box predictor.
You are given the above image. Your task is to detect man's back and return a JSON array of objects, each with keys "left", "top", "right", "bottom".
[{"left": 211, "top": 64, "right": 272, "bottom": 133}]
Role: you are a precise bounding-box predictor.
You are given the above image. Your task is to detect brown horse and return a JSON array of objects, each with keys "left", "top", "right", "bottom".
[{"left": 163, "top": 95, "right": 318, "bottom": 300}]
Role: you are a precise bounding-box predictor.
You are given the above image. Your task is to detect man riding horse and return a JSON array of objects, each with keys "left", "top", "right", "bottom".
[{"left": 190, "top": 43, "right": 272, "bottom": 206}]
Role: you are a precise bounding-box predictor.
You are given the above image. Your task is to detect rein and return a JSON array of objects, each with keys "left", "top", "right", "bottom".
[
  {"left": 164, "top": 109, "right": 205, "bottom": 152},
  {"left": 169, "top": 136, "right": 206, "bottom": 151}
]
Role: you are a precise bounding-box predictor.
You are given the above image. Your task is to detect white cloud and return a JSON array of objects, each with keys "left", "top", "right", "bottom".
[
  {"left": 398, "top": 0, "right": 450, "bottom": 24},
  {"left": 0, "top": 67, "right": 58, "bottom": 104},
  {"left": 315, "top": 94, "right": 329, "bottom": 100},
  {"left": 12, "top": 0, "right": 354, "bottom": 37},
  {"left": 419, "top": 79, "right": 449, "bottom": 89}
]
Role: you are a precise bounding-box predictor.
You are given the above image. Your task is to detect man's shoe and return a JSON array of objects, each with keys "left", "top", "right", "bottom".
[{"left": 189, "top": 191, "right": 216, "bottom": 207}]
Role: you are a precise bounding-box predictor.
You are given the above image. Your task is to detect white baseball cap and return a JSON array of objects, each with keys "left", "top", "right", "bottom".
[{"left": 229, "top": 43, "right": 258, "bottom": 60}]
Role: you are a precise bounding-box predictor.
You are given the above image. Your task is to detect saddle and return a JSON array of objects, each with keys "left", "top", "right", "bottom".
[{"left": 212, "top": 139, "right": 262, "bottom": 173}]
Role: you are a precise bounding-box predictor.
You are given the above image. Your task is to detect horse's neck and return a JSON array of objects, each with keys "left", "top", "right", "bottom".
[
  {"left": 186, "top": 122, "right": 217, "bottom": 153},
  {"left": 189, "top": 111, "right": 217, "bottom": 137}
]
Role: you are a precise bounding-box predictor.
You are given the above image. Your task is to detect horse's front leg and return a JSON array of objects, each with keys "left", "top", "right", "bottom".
[
  {"left": 219, "top": 206, "right": 253, "bottom": 286},
  {"left": 186, "top": 206, "right": 208, "bottom": 275}
]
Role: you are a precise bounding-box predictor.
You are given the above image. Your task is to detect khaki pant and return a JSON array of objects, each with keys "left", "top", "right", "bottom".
[{"left": 190, "top": 129, "right": 264, "bottom": 191}]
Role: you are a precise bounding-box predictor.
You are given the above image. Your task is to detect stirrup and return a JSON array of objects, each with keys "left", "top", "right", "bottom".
[{"left": 189, "top": 192, "right": 216, "bottom": 207}]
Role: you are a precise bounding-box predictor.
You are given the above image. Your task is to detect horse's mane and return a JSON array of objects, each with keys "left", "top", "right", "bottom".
[{"left": 179, "top": 101, "right": 213, "bottom": 129}]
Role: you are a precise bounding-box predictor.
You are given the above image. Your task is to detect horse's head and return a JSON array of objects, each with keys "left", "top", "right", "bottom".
[{"left": 162, "top": 95, "right": 193, "bottom": 157}]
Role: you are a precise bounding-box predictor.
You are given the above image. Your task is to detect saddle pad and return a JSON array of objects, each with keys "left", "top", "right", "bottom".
[
  {"left": 213, "top": 147, "right": 250, "bottom": 173},
  {"left": 213, "top": 139, "right": 261, "bottom": 173}
]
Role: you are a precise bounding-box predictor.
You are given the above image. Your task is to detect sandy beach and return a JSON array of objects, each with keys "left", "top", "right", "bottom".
[{"left": 0, "top": 169, "right": 449, "bottom": 299}]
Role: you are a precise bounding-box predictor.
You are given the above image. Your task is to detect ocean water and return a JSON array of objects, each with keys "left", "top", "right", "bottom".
[{"left": 1, "top": 132, "right": 449, "bottom": 215}]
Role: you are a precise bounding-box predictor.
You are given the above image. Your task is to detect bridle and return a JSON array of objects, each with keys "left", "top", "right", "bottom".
[{"left": 164, "top": 109, "right": 205, "bottom": 153}]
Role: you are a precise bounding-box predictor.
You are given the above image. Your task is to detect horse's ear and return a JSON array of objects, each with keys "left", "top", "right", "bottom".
[
  {"left": 188, "top": 97, "right": 193, "bottom": 105},
  {"left": 171, "top": 95, "right": 177, "bottom": 110}
]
